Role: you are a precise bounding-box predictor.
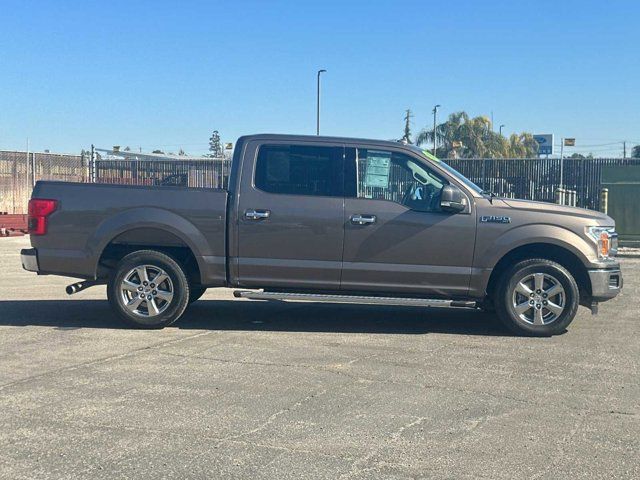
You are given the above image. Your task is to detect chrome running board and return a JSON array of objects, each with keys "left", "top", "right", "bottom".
[{"left": 233, "top": 290, "right": 477, "bottom": 309}]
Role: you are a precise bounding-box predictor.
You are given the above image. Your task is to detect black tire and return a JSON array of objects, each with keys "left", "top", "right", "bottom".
[
  {"left": 494, "top": 258, "right": 579, "bottom": 337},
  {"left": 107, "top": 250, "right": 190, "bottom": 329},
  {"left": 188, "top": 286, "right": 207, "bottom": 304}
]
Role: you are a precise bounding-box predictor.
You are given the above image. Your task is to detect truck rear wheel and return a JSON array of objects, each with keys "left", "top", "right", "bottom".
[
  {"left": 495, "top": 258, "right": 579, "bottom": 337},
  {"left": 107, "top": 250, "right": 190, "bottom": 329}
]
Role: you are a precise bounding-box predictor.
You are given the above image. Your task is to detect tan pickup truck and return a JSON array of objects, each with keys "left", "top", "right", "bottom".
[{"left": 21, "top": 134, "right": 622, "bottom": 336}]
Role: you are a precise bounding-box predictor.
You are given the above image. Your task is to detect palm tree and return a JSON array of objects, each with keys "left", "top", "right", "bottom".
[
  {"left": 505, "top": 133, "right": 539, "bottom": 157},
  {"left": 417, "top": 111, "right": 538, "bottom": 158},
  {"left": 416, "top": 111, "right": 466, "bottom": 157}
]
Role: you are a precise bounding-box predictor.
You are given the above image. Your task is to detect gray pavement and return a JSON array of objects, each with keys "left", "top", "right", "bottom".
[{"left": 0, "top": 236, "right": 638, "bottom": 479}]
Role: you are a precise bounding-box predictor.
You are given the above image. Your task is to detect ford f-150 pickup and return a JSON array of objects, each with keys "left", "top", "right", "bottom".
[{"left": 21, "top": 134, "right": 622, "bottom": 336}]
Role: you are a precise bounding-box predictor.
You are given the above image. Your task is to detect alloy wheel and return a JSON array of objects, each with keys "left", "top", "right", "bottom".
[
  {"left": 119, "top": 265, "right": 174, "bottom": 318},
  {"left": 511, "top": 272, "right": 566, "bottom": 326}
]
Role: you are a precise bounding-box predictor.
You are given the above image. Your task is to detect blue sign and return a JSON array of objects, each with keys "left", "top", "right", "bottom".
[{"left": 533, "top": 134, "right": 554, "bottom": 155}]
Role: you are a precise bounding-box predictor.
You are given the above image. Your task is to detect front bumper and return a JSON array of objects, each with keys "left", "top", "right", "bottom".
[
  {"left": 21, "top": 248, "right": 39, "bottom": 273},
  {"left": 588, "top": 268, "right": 622, "bottom": 301}
]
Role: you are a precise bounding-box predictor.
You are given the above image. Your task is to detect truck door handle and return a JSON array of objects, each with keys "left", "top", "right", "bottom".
[
  {"left": 245, "top": 209, "right": 271, "bottom": 220},
  {"left": 351, "top": 214, "right": 376, "bottom": 225}
]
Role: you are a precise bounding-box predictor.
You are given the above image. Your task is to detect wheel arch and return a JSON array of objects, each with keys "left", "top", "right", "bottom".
[
  {"left": 486, "top": 243, "right": 591, "bottom": 302},
  {"left": 90, "top": 208, "right": 209, "bottom": 284}
]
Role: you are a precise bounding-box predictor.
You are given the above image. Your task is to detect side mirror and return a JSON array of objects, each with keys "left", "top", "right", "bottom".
[{"left": 440, "top": 185, "right": 466, "bottom": 213}]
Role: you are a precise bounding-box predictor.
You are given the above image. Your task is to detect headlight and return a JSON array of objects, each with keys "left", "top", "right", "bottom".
[{"left": 586, "top": 226, "right": 618, "bottom": 260}]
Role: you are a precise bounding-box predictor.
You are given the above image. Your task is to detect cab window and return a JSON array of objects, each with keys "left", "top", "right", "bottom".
[
  {"left": 255, "top": 144, "right": 342, "bottom": 197},
  {"left": 348, "top": 148, "right": 447, "bottom": 212}
]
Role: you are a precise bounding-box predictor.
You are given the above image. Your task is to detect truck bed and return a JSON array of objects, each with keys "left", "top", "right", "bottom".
[{"left": 30, "top": 181, "right": 228, "bottom": 283}]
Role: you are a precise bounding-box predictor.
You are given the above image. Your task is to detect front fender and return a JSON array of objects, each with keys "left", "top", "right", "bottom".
[
  {"left": 478, "top": 223, "right": 598, "bottom": 270},
  {"left": 87, "top": 207, "right": 212, "bottom": 278}
]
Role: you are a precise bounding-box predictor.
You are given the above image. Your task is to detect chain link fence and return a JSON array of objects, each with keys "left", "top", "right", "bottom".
[
  {"left": 94, "top": 149, "right": 231, "bottom": 189},
  {"left": 0, "top": 151, "right": 29, "bottom": 214},
  {"left": 0, "top": 151, "right": 87, "bottom": 214}
]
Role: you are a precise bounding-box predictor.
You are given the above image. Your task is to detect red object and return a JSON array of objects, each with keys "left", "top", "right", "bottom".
[
  {"left": 0, "top": 214, "right": 28, "bottom": 236},
  {"left": 28, "top": 199, "right": 58, "bottom": 235}
]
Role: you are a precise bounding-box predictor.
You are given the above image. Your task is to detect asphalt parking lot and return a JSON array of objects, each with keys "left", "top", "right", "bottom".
[{"left": 0, "top": 236, "right": 638, "bottom": 479}]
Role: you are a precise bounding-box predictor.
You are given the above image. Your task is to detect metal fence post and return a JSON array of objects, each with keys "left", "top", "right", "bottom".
[
  {"left": 12, "top": 154, "right": 17, "bottom": 213},
  {"left": 90, "top": 144, "right": 96, "bottom": 183},
  {"left": 482, "top": 159, "right": 486, "bottom": 191},
  {"left": 600, "top": 188, "right": 608, "bottom": 214},
  {"left": 31, "top": 152, "right": 36, "bottom": 187}
]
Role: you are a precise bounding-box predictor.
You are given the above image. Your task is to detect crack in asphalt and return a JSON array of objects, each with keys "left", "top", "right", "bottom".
[
  {"left": 153, "top": 351, "right": 639, "bottom": 418},
  {"left": 0, "top": 330, "right": 215, "bottom": 392},
  {"left": 221, "top": 389, "right": 329, "bottom": 441}
]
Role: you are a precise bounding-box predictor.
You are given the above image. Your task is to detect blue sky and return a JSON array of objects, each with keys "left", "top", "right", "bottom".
[{"left": 1, "top": 0, "right": 638, "bottom": 156}]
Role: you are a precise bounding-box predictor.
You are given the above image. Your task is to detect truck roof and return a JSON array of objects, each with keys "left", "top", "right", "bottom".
[{"left": 239, "top": 133, "right": 409, "bottom": 149}]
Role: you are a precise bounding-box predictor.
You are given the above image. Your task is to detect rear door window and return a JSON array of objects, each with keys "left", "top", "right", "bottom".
[{"left": 255, "top": 144, "right": 343, "bottom": 197}]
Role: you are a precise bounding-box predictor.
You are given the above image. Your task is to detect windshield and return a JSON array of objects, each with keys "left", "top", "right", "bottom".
[{"left": 408, "top": 146, "right": 483, "bottom": 194}]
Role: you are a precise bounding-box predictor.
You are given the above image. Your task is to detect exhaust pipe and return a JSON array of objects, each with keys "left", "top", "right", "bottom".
[{"left": 66, "top": 280, "right": 103, "bottom": 295}]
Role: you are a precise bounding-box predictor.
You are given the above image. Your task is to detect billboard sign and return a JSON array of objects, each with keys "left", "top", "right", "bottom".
[{"left": 533, "top": 134, "right": 554, "bottom": 155}]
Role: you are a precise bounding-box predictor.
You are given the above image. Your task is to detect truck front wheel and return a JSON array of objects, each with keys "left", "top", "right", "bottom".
[
  {"left": 495, "top": 258, "right": 579, "bottom": 336},
  {"left": 107, "top": 250, "right": 190, "bottom": 329}
]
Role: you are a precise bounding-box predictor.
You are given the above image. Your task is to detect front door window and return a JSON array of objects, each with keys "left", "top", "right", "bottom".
[{"left": 354, "top": 149, "right": 447, "bottom": 212}]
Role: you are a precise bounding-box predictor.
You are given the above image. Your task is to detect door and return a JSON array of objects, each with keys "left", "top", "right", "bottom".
[
  {"left": 602, "top": 165, "right": 640, "bottom": 247},
  {"left": 341, "top": 146, "right": 476, "bottom": 296},
  {"left": 236, "top": 142, "right": 345, "bottom": 289}
]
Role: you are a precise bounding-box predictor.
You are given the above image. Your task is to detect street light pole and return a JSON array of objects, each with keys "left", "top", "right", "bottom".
[
  {"left": 316, "top": 69, "right": 326, "bottom": 135},
  {"left": 499, "top": 124, "right": 505, "bottom": 137},
  {"left": 432, "top": 104, "right": 440, "bottom": 156}
]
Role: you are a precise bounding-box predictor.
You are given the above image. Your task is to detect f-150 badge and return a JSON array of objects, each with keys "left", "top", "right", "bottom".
[{"left": 480, "top": 215, "right": 511, "bottom": 224}]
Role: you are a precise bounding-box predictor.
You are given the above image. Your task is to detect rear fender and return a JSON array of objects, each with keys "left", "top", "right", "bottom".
[{"left": 88, "top": 207, "right": 211, "bottom": 281}]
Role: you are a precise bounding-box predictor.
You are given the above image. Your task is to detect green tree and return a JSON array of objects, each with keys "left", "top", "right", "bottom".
[
  {"left": 506, "top": 133, "right": 539, "bottom": 158},
  {"left": 208, "top": 130, "right": 223, "bottom": 158},
  {"left": 632, "top": 145, "right": 640, "bottom": 158},
  {"left": 416, "top": 111, "right": 538, "bottom": 158}
]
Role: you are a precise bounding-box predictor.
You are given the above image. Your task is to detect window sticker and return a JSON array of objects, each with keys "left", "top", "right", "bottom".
[{"left": 363, "top": 151, "right": 392, "bottom": 188}]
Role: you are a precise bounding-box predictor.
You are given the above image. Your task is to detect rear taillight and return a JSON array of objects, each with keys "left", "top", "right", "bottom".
[{"left": 28, "top": 199, "right": 57, "bottom": 235}]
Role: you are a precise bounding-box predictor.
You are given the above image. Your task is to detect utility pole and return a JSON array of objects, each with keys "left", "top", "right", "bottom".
[
  {"left": 432, "top": 104, "right": 440, "bottom": 156},
  {"left": 623, "top": 141, "right": 626, "bottom": 158},
  {"left": 316, "top": 69, "right": 326, "bottom": 135},
  {"left": 402, "top": 109, "right": 413, "bottom": 143}
]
